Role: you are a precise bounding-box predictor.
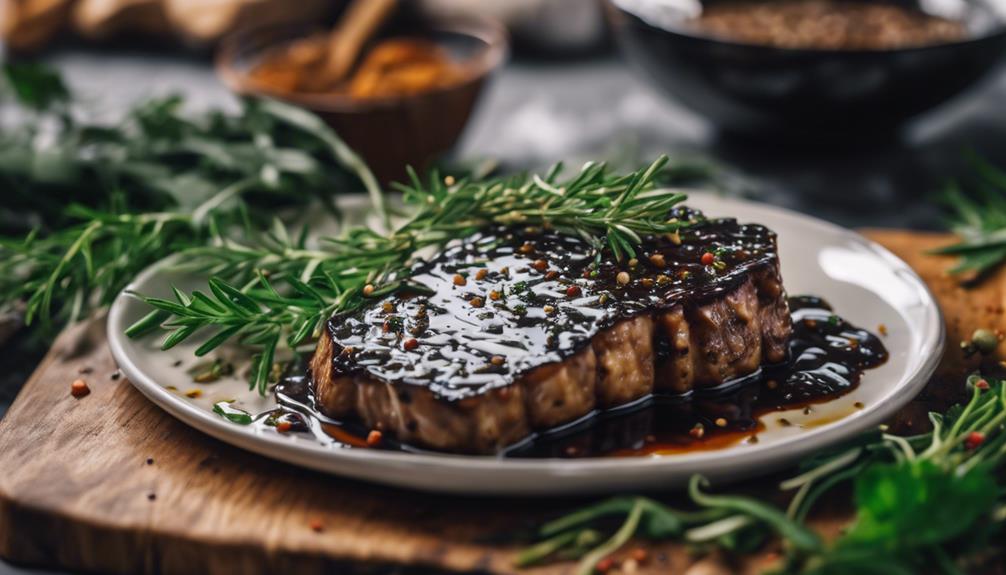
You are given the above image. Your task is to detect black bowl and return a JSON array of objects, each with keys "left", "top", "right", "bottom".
[{"left": 608, "top": 0, "right": 1006, "bottom": 135}]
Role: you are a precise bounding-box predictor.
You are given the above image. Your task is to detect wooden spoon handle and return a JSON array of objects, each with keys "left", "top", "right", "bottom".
[{"left": 320, "top": 0, "right": 397, "bottom": 86}]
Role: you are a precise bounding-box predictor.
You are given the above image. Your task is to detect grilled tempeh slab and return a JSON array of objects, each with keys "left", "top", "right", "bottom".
[{"left": 310, "top": 208, "right": 791, "bottom": 453}]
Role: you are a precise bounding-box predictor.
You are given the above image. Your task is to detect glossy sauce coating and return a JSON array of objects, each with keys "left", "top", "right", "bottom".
[
  {"left": 327, "top": 207, "right": 779, "bottom": 401},
  {"left": 270, "top": 296, "right": 888, "bottom": 458}
]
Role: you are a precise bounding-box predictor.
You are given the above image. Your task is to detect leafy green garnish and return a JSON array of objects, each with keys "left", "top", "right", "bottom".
[
  {"left": 212, "top": 401, "right": 253, "bottom": 425},
  {"left": 929, "top": 156, "right": 1006, "bottom": 280},
  {"left": 519, "top": 375, "right": 1006, "bottom": 575},
  {"left": 0, "top": 62, "right": 379, "bottom": 390}
]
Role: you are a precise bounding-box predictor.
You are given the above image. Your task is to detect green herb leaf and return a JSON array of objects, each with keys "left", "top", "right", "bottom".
[{"left": 212, "top": 401, "right": 253, "bottom": 425}]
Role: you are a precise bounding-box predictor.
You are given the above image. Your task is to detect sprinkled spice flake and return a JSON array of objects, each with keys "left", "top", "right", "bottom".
[{"left": 70, "top": 379, "right": 90, "bottom": 398}]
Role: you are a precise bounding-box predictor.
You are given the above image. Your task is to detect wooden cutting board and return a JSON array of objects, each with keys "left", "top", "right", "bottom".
[{"left": 0, "top": 230, "right": 1003, "bottom": 575}]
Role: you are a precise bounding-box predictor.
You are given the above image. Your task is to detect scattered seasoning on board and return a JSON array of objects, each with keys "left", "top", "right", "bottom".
[
  {"left": 367, "top": 430, "right": 383, "bottom": 447},
  {"left": 309, "top": 518, "right": 324, "bottom": 533},
  {"left": 877, "top": 323, "right": 888, "bottom": 336},
  {"left": 595, "top": 557, "right": 615, "bottom": 573},
  {"left": 185, "top": 389, "right": 203, "bottom": 399},
  {"left": 70, "top": 379, "right": 90, "bottom": 398}
]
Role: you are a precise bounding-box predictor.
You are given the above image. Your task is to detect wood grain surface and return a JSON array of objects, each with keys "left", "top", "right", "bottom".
[{"left": 0, "top": 230, "right": 1002, "bottom": 575}]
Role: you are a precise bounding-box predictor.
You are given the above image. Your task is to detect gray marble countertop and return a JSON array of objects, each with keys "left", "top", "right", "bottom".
[{"left": 2, "top": 48, "right": 1005, "bottom": 574}]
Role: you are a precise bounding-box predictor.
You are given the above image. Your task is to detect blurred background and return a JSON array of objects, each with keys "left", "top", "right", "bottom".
[
  {"left": 1, "top": 1, "right": 1005, "bottom": 572},
  {"left": 1, "top": 0, "right": 1005, "bottom": 229}
]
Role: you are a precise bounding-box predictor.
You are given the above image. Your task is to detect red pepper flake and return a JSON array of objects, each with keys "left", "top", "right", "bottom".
[
  {"left": 976, "top": 378, "right": 990, "bottom": 390},
  {"left": 689, "top": 423, "right": 705, "bottom": 439},
  {"left": 70, "top": 379, "right": 90, "bottom": 398},
  {"left": 366, "top": 430, "right": 383, "bottom": 447},
  {"left": 532, "top": 259, "right": 548, "bottom": 272},
  {"left": 475, "top": 269, "right": 488, "bottom": 281},
  {"left": 701, "top": 252, "right": 715, "bottom": 266},
  {"left": 566, "top": 285, "right": 581, "bottom": 297},
  {"left": 595, "top": 557, "right": 615, "bottom": 573},
  {"left": 453, "top": 274, "right": 467, "bottom": 286},
  {"left": 309, "top": 518, "right": 324, "bottom": 532},
  {"left": 966, "top": 431, "right": 985, "bottom": 450},
  {"left": 276, "top": 421, "right": 293, "bottom": 433},
  {"left": 403, "top": 338, "right": 419, "bottom": 351},
  {"left": 489, "top": 290, "right": 502, "bottom": 301}
]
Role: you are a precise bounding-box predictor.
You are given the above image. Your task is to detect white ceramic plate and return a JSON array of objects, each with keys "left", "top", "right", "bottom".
[{"left": 108, "top": 193, "right": 943, "bottom": 495}]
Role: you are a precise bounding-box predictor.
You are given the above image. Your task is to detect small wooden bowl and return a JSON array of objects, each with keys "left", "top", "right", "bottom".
[{"left": 217, "top": 18, "right": 507, "bottom": 184}]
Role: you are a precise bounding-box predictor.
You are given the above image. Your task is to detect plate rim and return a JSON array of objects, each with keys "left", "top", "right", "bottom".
[{"left": 107, "top": 193, "right": 945, "bottom": 492}]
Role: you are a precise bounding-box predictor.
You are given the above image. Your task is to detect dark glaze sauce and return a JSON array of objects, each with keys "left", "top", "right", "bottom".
[
  {"left": 327, "top": 207, "right": 779, "bottom": 401},
  {"left": 269, "top": 296, "right": 888, "bottom": 458}
]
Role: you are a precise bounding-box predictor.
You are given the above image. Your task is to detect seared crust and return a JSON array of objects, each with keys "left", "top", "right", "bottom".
[{"left": 311, "top": 267, "right": 790, "bottom": 454}]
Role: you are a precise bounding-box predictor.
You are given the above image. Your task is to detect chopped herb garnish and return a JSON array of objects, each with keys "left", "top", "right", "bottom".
[{"left": 212, "top": 401, "right": 253, "bottom": 425}]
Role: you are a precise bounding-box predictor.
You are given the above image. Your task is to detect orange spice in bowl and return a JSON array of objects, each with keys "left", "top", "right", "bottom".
[{"left": 246, "top": 35, "right": 466, "bottom": 99}]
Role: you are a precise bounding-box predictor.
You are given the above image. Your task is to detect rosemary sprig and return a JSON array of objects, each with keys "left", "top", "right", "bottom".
[
  {"left": 0, "top": 62, "right": 379, "bottom": 337},
  {"left": 519, "top": 374, "right": 1006, "bottom": 575},
  {"left": 930, "top": 157, "right": 1006, "bottom": 281},
  {"left": 129, "top": 156, "right": 692, "bottom": 393}
]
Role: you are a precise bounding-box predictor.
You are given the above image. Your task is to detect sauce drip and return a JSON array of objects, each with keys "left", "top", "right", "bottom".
[{"left": 267, "top": 296, "right": 887, "bottom": 458}]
